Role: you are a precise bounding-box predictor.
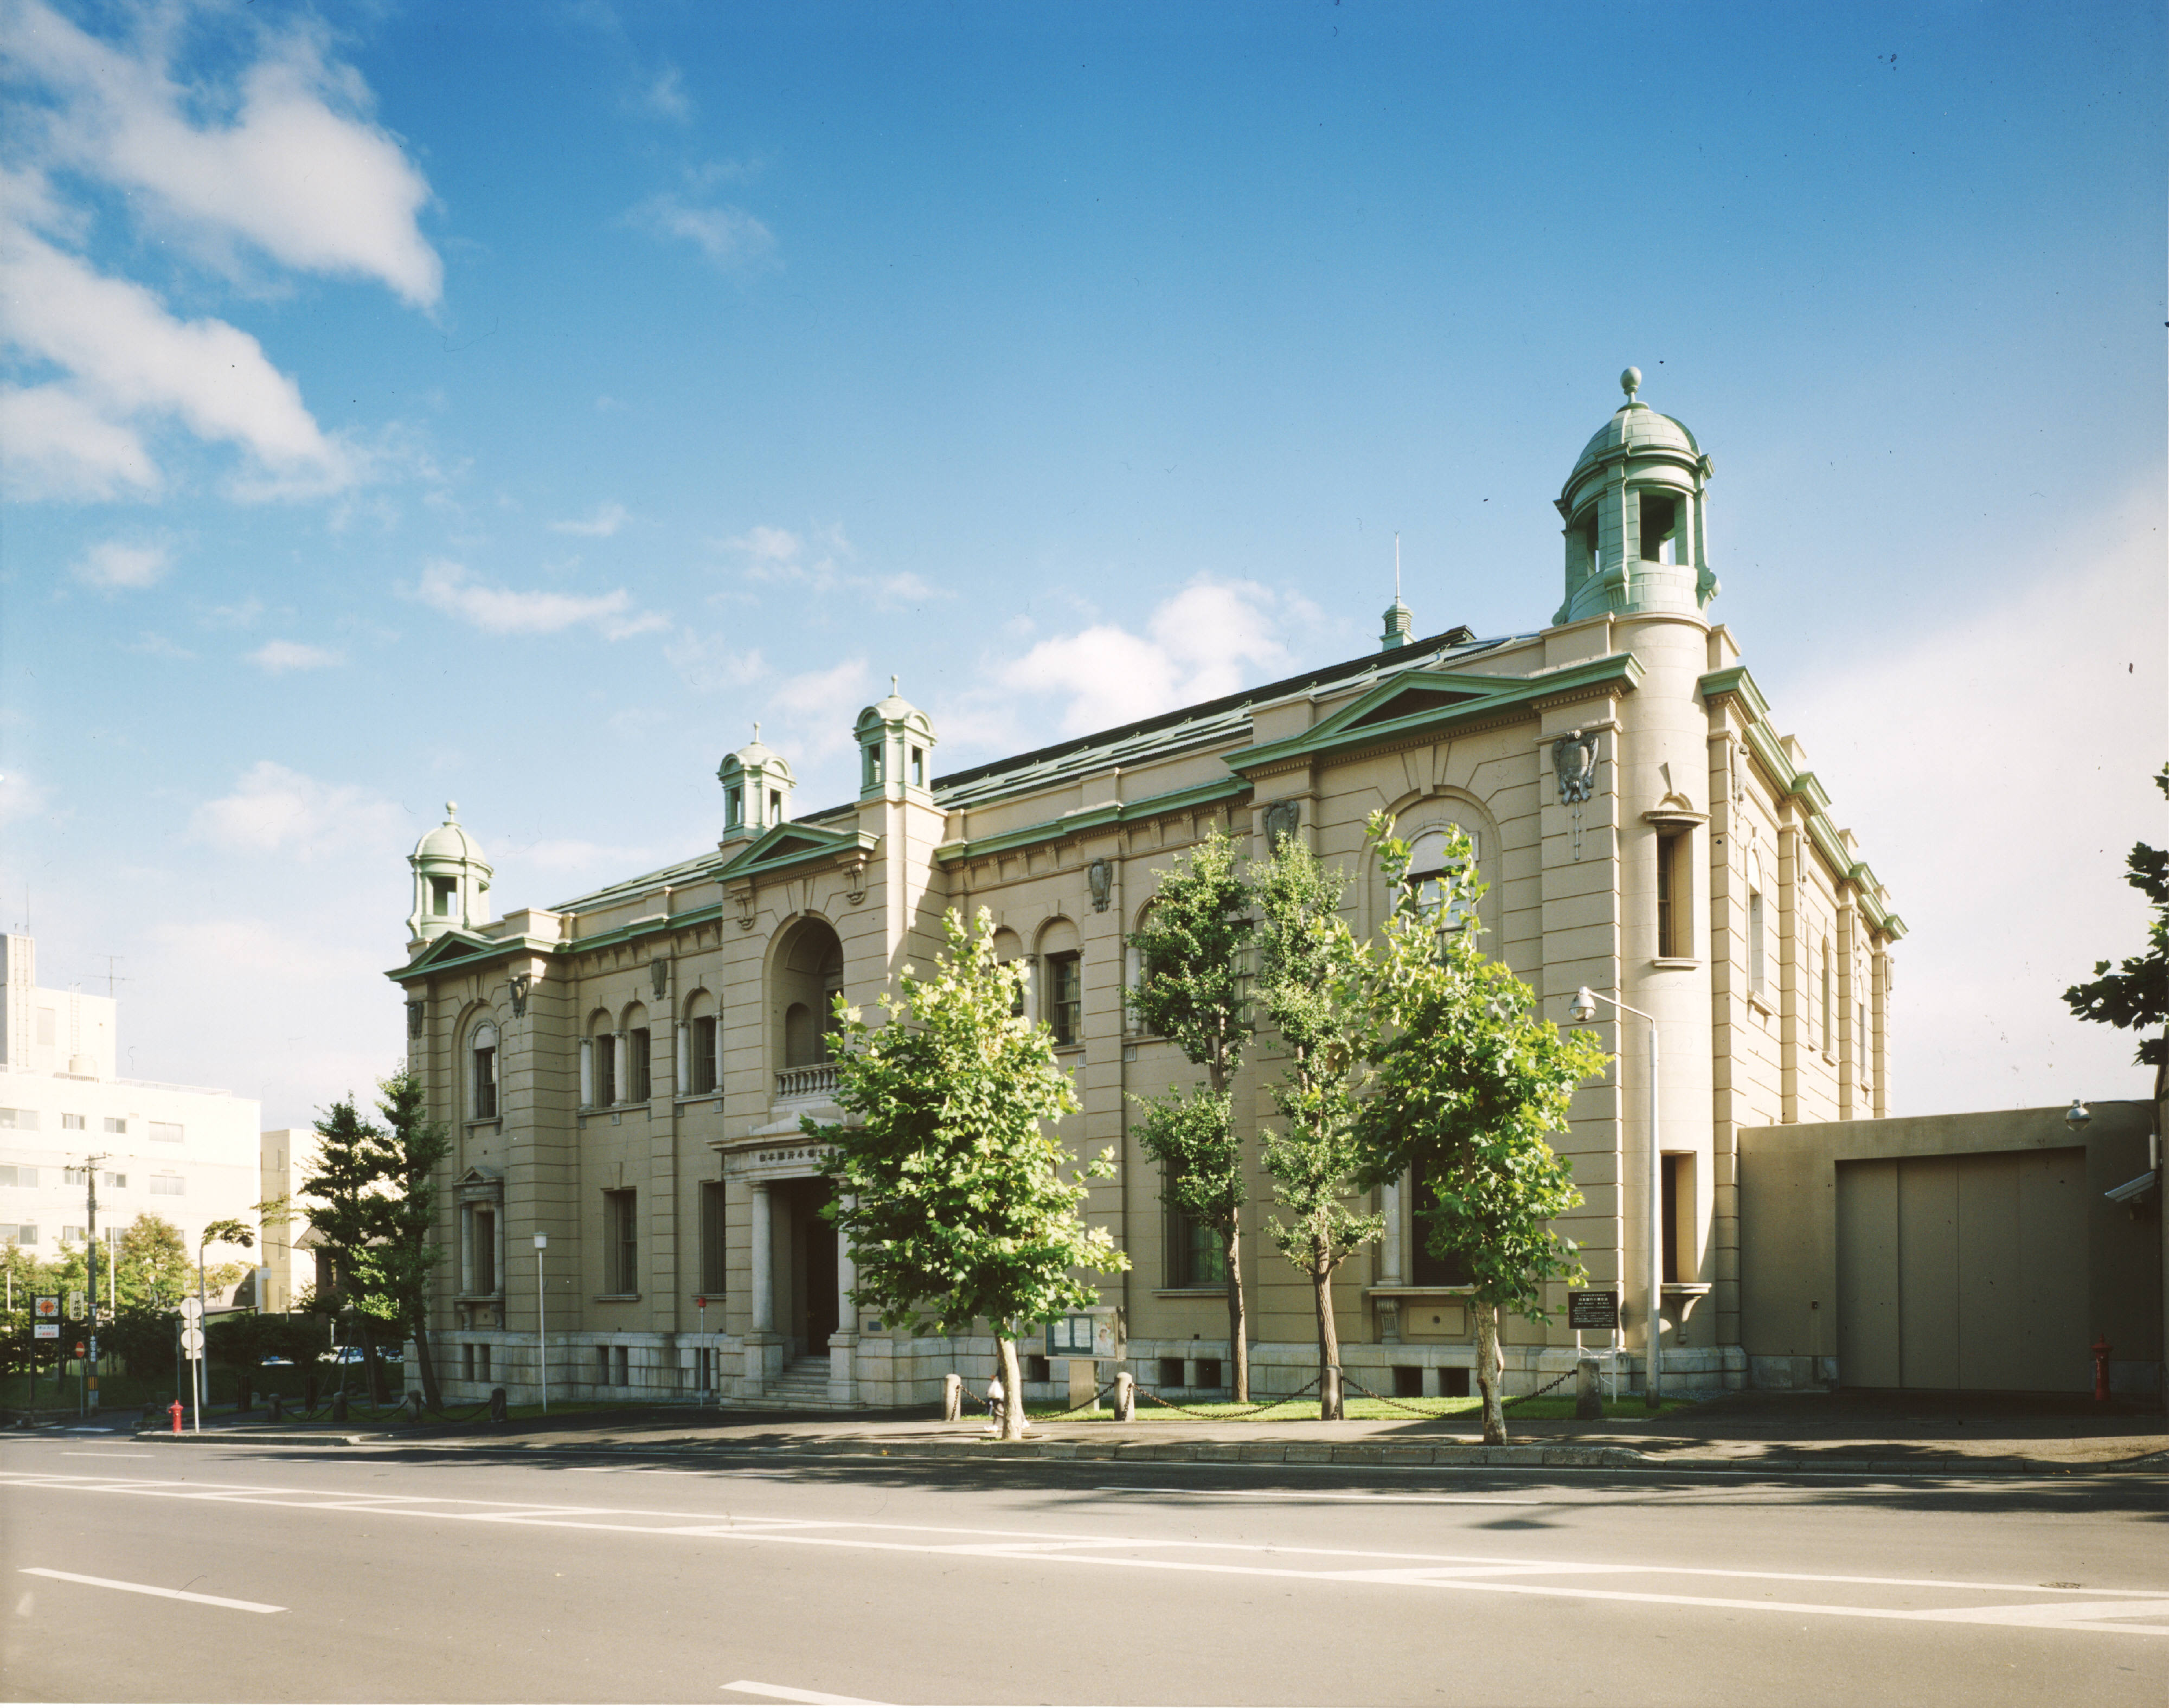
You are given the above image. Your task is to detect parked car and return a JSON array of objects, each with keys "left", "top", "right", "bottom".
[{"left": 259, "top": 1354, "right": 294, "bottom": 1366}]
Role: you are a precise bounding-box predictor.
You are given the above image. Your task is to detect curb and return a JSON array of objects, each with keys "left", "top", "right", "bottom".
[{"left": 118, "top": 1424, "right": 2169, "bottom": 1476}]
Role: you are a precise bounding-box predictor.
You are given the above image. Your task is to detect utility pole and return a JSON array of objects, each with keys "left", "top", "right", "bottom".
[{"left": 82, "top": 1153, "right": 108, "bottom": 1415}]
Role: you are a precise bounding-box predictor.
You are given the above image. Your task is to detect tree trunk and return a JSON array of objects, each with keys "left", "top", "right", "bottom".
[
  {"left": 1223, "top": 1220, "right": 1249, "bottom": 1402},
  {"left": 1475, "top": 1301, "right": 1506, "bottom": 1444},
  {"left": 1313, "top": 1254, "right": 1342, "bottom": 1421},
  {"left": 413, "top": 1319, "right": 444, "bottom": 1412},
  {"left": 996, "top": 1334, "right": 1026, "bottom": 1442}
]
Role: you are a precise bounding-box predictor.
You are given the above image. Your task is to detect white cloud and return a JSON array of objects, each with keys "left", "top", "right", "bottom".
[
  {"left": 414, "top": 559, "right": 665, "bottom": 639},
  {"left": 248, "top": 639, "right": 342, "bottom": 673},
  {"left": 666, "top": 634, "right": 766, "bottom": 694},
  {"left": 1787, "top": 485, "right": 2165, "bottom": 1114},
  {"left": 626, "top": 193, "right": 777, "bottom": 271},
  {"left": 0, "top": 222, "right": 352, "bottom": 494},
  {"left": 189, "top": 760, "right": 405, "bottom": 861},
  {"left": 549, "top": 502, "right": 628, "bottom": 537},
  {"left": 122, "top": 631, "right": 194, "bottom": 659},
  {"left": 0, "top": 381, "right": 157, "bottom": 499},
  {"left": 719, "top": 522, "right": 943, "bottom": 610},
  {"left": 7, "top": 0, "right": 442, "bottom": 307},
  {"left": 764, "top": 657, "right": 873, "bottom": 759},
  {"left": 996, "top": 577, "right": 1297, "bottom": 736},
  {"left": 72, "top": 537, "right": 168, "bottom": 589},
  {"left": 644, "top": 66, "right": 690, "bottom": 120},
  {"left": 0, "top": 769, "right": 53, "bottom": 825}
]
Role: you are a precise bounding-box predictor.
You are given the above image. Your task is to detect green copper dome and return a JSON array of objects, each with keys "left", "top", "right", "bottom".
[{"left": 1570, "top": 401, "right": 1700, "bottom": 481}]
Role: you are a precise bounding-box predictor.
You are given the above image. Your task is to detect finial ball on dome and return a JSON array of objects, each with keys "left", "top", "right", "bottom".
[
  {"left": 1620, "top": 367, "right": 1642, "bottom": 402},
  {"left": 445, "top": 800, "right": 458, "bottom": 818}
]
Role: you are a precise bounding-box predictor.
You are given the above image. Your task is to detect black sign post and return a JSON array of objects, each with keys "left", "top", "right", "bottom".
[{"left": 1567, "top": 1290, "right": 1619, "bottom": 1333}]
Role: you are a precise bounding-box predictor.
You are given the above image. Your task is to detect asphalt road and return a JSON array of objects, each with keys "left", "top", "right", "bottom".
[{"left": 2, "top": 1429, "right": 2162, "bottom": 1706}]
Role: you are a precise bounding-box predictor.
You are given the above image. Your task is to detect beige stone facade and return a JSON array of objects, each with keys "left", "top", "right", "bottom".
[{"left": 390, "top": 380, "right": 1906, "bottom": 1408}]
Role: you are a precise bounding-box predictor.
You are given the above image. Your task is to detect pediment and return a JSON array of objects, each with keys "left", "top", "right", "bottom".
[
  {"left": 719, "top": 818, "right": 874, "bottom": 879},
  {"left": 1343, "top": 683, "right": 1485, "bottom": 729}
]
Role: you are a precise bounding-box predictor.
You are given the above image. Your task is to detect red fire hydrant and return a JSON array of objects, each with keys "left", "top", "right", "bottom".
[
  {"left": 2092, "top": 1337, "right": 2112, "bottom": 1402},
  {"left": 168, "top": 1399, "right": 184, "bottom": 1434}
]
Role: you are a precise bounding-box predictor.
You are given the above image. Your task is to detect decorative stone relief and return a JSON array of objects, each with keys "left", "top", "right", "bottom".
[
  {"left": 509, "top": 973, "right": 531, "bottom": 1018},
  {"left": 406, "top": 1000, "right": 425, "bottom": 1037},
  {"left": 1262, "top": 800, "right": 1301, "bottom": 845},
  {"left": 1552, "top": 730, "right": 1599, "bottom": 803},
  {"left": 650, "top": 958, "right": 669, "bottom": 999},
  {"left": 843, "top": 856, "right": 868, "bottom": 906},
  {"left": 732, "top": 885, "right": 756, "bottom": 930},
  {"left": 1087, "top": 858, "right": 1113, "bottom": 913}
]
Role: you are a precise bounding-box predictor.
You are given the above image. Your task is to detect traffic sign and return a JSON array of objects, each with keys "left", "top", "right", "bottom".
[
  {"left": 179, "top": 1326, "right": 204, "bottom": 1356},
  {"left": 74, "top": 1342, "right": 85, "bottom": 1357},
  {"left": 178, "top": 1296, "right": 203, "bottom": 1323}
]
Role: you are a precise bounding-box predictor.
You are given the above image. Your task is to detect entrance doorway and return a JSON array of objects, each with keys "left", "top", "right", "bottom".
[{"left": 773, "top": 1177, "right": 838, "bottom": 1360}]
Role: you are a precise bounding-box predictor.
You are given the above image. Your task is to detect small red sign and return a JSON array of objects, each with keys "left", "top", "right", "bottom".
[{"left": 695, "top": 1296, "right": 707, "bottom": 1309}]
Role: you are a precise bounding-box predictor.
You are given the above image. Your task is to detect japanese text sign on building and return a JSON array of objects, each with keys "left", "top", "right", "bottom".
[{"left": 1568, "top": 1290, "right": 1619, "bottom": 1332}]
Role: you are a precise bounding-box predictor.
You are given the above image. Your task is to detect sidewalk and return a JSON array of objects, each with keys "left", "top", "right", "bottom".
[{"left": 122, "top": 1388, "right": 2169, "bottom": 1478}]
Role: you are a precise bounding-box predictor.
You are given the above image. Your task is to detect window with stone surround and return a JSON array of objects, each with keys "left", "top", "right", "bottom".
[
  {"left": 1166, "top": 1194, "right": 1226, "bottom": 1289},
  {"left": 471, "top": 1022, "right": 499, "bottom": 1120},
  {"left": 1408, "top": 1155, "right": 1474, "bottom": 1287},
  {"left": 700, "top": 1180, "right": 727, "bottom": 1294},
  {"left": 1639, "top": 491, "right": 1679, "bottom": 564},
  {"left": 626, "top": 1025, "right": 652, "bottom": 1102},
  {"left": 603, "top": 1189, "right": 637, "bottom": 1294},
  {"left": 1655, "top": 827, "right": 1691, "bottom": 958},
  {"left": 1047, "top": 952, "right": 1082, "bottom": 1045}
]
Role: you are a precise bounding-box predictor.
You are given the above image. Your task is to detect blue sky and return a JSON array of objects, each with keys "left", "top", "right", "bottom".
[{"left": 3, "top": 0, "right": 2162, "bottom": 1127}]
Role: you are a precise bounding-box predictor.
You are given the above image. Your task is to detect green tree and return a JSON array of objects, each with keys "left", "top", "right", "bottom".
[
  {"left": 1127, "top": 827, "right": 1256, "bottom": 1399},
  {"left": 1254, "top": 832, "right": 1381, "bottom": 1420},
  {"left": 1352, "top": 815, "right": 1610, "bottom": 1443},
  {"left": 299, "top": 1095, "right": 395, "bottom": 1393},
  {"left": 350, "top": 1067, "right": 453, "bottom": 1409},
  {"left": 113, "top": 1213, "right": 193, "bottom": 1309},
  {"left": 2064, "top": 763, "right": 2169, "bottom": 1071},
  {"left": 810, "top": 908, "right": 1130, "bottom": 1441}
]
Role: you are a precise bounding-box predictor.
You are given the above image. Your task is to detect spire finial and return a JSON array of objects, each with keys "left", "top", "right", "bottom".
[
  {"left": 752, "top": 722, "right": 760, "bottom": 743},
  {"left": 1621, "top": 365, "right": 1642, "bottom": 404},
  {"left": 445, "top": 800, "right": 458, "bottom": 820},
  {"left": 891, "top": 673, "right": 900, "bottom": 696},
  {"left": 1394, "top": 531, "right": 1401, "bottom": 603}
]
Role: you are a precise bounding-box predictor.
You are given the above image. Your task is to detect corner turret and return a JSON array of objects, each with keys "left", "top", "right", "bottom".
[
  {"left": 1554, "top": 367, "right": 1719, "bottom": 625},
  {"left": 855, "top": 677, "right": 937, "bottom": 805},
  {"left": 719, "top": 725, "right": 794, "bottom": 848},
  {"left": 407, "top": 802, "right": 493, "bottom": 945}
]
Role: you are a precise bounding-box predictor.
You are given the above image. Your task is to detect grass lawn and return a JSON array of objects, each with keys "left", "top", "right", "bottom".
[{"left": 1024, "top": 1394, "right": 1704, "bottom": 1424}]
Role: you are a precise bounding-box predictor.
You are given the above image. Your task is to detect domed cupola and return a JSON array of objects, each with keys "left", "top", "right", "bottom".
[
  {"left": 718, "top": 724, "right": 795, "bottom": 848},
  {"left": 855, "top": 676, "right": 937, "bottom": 805},
  {"left": 1554, "top": 368, "right": 1719, "bottom": 625},
  {"left": 407, "top": 802, "right": 493, "bottom": 943}
]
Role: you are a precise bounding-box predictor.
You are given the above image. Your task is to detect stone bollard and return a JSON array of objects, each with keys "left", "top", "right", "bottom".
[
  {"left": 331, "top": 1391, "right": 349, "bottom": 1422},
  {"left": 1575, "top": 1356, "right": 1602, "bottom": 1421},
  {"left": 1114, "top": 1370, "right": 1135, "bottom": 1422},
  {"left": 406, "top": 1392, "right": 424, "bottom": 1424},
  {"left": 489, "top": 1386, "right": 508, "bottom": 1423},
  {"left": 268, "top": 1395, "right": 283, "bottom": 1423},
  {"left": 942, "top": 1372, "right": 962, "bottom": 1423}
]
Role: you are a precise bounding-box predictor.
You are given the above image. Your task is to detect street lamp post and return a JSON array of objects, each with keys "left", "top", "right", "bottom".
[
  {"left": 534, "top": 1233, "right": 549, "bottom": 1414},
  {"left": 1570, "top": 986, "right": 1663, "bottom": 1411}
]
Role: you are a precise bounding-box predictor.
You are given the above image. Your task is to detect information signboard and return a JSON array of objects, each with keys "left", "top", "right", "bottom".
[
  {"left": 34, "top": 1322, "right": 58, "bottom": 1341},
  {"left": 1567, "top": 1290, "right": 1619, "bottom": 1332}
]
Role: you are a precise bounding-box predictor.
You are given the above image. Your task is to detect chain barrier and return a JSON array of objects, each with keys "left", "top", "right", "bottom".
[
  {"left": 1334, "top": 1363, "right": 1581, "bottom": 1416},
  {"left": 1135, "top": 1372, "right": 1323, "bottom": 1420}
]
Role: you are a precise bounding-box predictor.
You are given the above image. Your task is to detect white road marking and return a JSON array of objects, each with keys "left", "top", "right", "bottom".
[
  {"left": 1099, "top": 1483, "right": 1557, "bottom": 1506},
  {"left": 60, "top": 1453, "right": 152, "bottom": 1460},
  {"left": 721, "top": 1682, "right": 887, "bottom": 1705},
  {"left": 7, "top": 1470, "right": 2163, "bottom": 1636},
  {"left": 19, "top": 1568, "right": 284, "bottom": 1614}
]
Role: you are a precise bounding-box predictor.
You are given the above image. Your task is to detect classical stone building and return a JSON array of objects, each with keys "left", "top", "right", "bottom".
[{"left": 391, "top": 373, "right": 1905, "bottom": 1408}]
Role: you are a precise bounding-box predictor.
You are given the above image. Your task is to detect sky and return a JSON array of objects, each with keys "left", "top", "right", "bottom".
[{"left": 2, "top": 0, "right": 2162, "bottom": 1129}]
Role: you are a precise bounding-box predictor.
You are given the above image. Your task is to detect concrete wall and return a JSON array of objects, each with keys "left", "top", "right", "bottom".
[{"left": 1738, "top": 1102, "right": 2160, "bottom": 1394}]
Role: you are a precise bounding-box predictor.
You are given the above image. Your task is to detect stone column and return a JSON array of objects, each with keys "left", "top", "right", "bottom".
[
  {"left": 744, "top": 1182, "right": 779, "bottom": 1388},
  {"left": 829, "top": 1195, "right": 859, "bottom": 1405}
]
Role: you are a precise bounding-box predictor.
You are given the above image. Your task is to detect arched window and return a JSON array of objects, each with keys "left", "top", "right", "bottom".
[
  {"left": 1405, "top": 826, "right": 1479, "bottom": 933},
  {"left": 682, "top": 990, "right": 719, "bottom": 1095},
  {"left": 621, "top": 1003, "right": 651, "bottom": 1103},
  {"left": 584, "top": 1014, "right": 618, "bottom": 1107},
  {"left": 470, "top": 1021, "right": 499, "bottom": 1121},
  {"left": 1037, "top": 918, "right": 1082, "bottom": 1045},
  {"left": 773, "top": 919, "right": 845, "bottom": 1072},
  {"left": 991, "top": 928, "right": 1026, "bottom": 1019}
]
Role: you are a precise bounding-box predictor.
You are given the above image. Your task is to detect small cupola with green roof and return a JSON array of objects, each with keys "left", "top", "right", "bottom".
[
  {"left": 855, "top": 677, "right": 937, "bottom": 805},
  {"left": 1554, "top": 367, "right": 1720, "bottom": 625},
  {"left": 406, "top": 802, "right": 493, "bottom": 945},
  {"left": 718, "top": 724, "right": 794, "bottom": 847}
]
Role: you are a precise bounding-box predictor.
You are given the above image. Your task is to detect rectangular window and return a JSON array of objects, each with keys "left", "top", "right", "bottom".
[
  {"left": 150, "top": 1174, "right": 184, "bottom": 1196},
  {"left": 0, "top": 1109, "right": 38, "bottom": 1131},
  {"left": 62, "top": 1224, "right": 86, "bottom": 1244},
  {"left": 461, "top": 1344, "right": 475, "bottom": 1381},
  {"left": 1, "top": 1166, "right": 34, "bottom": 1189},
  {"left": 726, "top": 785, "right": 743, "bottom": 828},
  {"left": 700, "top": 1180, "right": 727, "bottom": 1294},
  {"left": 614, "top": 1345, "right": 630, "bottom": 1385},
  {"left": 1048, "top": 953, "right": 1083, "bottom": 1046},
  {"left": 604, "top": 1189, "right": 637, "bottom": 1294},
  {"left": 627, "top": 1029, "right": 651, "bottom": 1102},
  {"left": 594, "top": 1036, "right": 618, "bottom": 1106},
  {"left": 1408, "top": 1157, "right": 1474, "bottom": 1287},
  {"left": 1660, "top": 1154, "right": 1685, "bottom": 1285},
  {"left": 465, "top": 1205, "right": 497, "bottom": 1295},
  {"left": 0, "top": 1167, "right": 15, "bottom": 1188},
  {"left": 1820, "top": 946, "right": 1833, "bottom": 1050},
  {"left": 1655, "top": 828, "right": 1690, "bottom": 959},
  {"left": 60, "top": 1113, "right": 85, "bottom": 1131},
  {"left": 11, "top": 1224, "right": 36, "bottom": 1245},
  {"left": 910, "top": 745, "right": 925, "bottom": 788},
  {"left": 63, "top": 1167, "right": 87, "bottom": 1186},
  {"left": 473, "top": 1046, "right": 498, "bottom": 1119},
  {"left": 477, "top": 1344, "right": 490, "bottom": 1382},
  {"left": 1639, "top": 491, "right": 1678, "bottom": 563},
  {"left": 103, "top": 1118, "right": 126, "bottom": 1135},
  {"left": 431, "top": 875, "right": 457, "bottom": 917},
  {"left": 1168, "top": 1204, "right": 1227, "bottom": 1288},
  {"left": 1748, "top": 891, "right": 1766, "bottom": 995},
  {"left": 150, "top": 1121, "right": 182, "bottom": 1144},
  {"left": 689, "top": 1016, "right": 719, "bottom": 1094},
  {"left": 102, "top": 1172, "right": 124, "bottom": 1189},
  {"left": 598, "top": 1344, "right": 612, "bottom": 1382}
]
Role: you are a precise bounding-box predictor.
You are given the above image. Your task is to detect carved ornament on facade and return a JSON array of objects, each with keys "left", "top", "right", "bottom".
[
  {"left": 1261, "top": 799, "right": 1301, "bottom": 846},
  {"left": 509, "top": 972, "right": 531, "bottom": 1018},
  {"left": 406, "top": 999, "right": 425, "bottom": 1038},
  {"left": 731, "top": 885, "right": 756, "bottom": 930},
  {"left": 1552, "top": 729, "right": 1600, "bottom": 803},
  {"left": 650, "top": 957, "right": 670, "bottom": 999},
  {"left": 843, "top": 855, "right": 868, "bottom": 906},
  {"left": 1087, "top": 857, "right": 1113, "bottom": 913}
]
